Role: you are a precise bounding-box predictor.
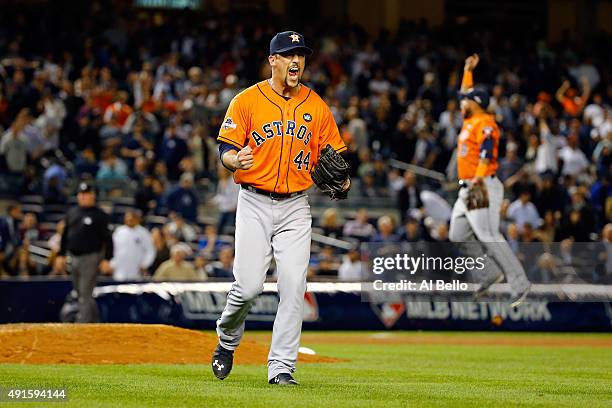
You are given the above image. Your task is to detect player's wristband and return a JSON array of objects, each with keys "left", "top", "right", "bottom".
[
  {"left": 219, "top": 142, "right": 241, "bottom": 172},
  {"left": 219, "top": 142, "right": 239, "bottom": 159}
]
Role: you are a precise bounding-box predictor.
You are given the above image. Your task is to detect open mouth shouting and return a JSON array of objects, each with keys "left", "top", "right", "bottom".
[{"left": 288, "top": 65, "right": 299, "bottom": 80}]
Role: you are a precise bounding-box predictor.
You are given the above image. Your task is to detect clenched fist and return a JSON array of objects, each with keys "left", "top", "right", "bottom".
[
  {"left": 464, "top": 53, "right": 480, "bottom": 72},
  {"left": 235, "top": 145, "right": 254, "bottom": 170}
]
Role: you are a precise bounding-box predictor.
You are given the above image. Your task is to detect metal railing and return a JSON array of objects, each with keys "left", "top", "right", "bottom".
[
  {"left": 387, "top": 159, "right": 447, "bottom": 183},
  {"left": 311, "top": 233, "right": 355, "bottom": 251}
]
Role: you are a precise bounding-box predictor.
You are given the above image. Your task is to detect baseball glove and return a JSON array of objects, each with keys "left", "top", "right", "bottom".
[
  {"left": 311, "top": 144, "right": 351, "bottom": 200},
  {"left": 465, "top": 180, "right": 489, "bottom": 210}
]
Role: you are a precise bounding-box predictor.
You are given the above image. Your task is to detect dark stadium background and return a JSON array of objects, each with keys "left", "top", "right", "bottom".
[{"left": 0, "top": 0, "right": 610, "bottom": 289}]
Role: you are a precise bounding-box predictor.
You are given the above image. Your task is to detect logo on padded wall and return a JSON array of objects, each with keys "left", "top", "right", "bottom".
[
  {"left": 370, "top": 301, "right": 405, "bottom": 328},
  {"left": 303, "top": 292, "right": 319, "bottom": 322}
]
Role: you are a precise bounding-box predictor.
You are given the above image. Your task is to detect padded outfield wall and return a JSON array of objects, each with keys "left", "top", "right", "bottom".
[{"left": 1, "top": 280, "right": 611, "bottom": 331}]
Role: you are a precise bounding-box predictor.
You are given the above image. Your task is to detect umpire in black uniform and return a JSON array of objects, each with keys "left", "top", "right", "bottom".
[{"left": 57, "top": 182, "right": 113, "bottom": 322}]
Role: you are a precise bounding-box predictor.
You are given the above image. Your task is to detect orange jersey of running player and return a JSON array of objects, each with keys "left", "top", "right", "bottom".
[
  {"left": 456, "top": 113, "right": 500, "bottom": 180},
  {"left": 217, "top": 80, "right": 346, "bottom": 193}
]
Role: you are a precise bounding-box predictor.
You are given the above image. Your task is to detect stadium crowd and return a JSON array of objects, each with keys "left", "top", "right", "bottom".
[{"left": 0, "top": 5, "right": 610, "bottom": 283}]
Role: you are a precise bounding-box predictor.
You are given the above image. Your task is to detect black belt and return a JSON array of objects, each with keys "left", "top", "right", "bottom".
[{"left": 241, "top": 184, "right": 304, "bottom": 199}]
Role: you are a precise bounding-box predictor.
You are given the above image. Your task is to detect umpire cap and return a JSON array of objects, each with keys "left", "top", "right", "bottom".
[
  {"left": 459, "top": 86, "right": 490, "bottom": 109},
  {"left": 270, "top": 31, "right": 313, "bottom": 56},
  {"left": 77, "top": 181, "right": 96, "bottom": 194}
]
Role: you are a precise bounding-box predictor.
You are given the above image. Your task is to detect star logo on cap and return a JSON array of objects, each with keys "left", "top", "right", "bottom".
[{"left": 289, "top": 33, "right": 300, "bottom": 43}]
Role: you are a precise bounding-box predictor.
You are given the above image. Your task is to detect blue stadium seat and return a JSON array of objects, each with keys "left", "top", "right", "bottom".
[
  {"left": 112, "top": 197, "right": 135, "bottom": 207},
  {"left": 20, "top": 195, "right": 44, "bottom": 206},
  {"left": 145, "top": 215, "right": 168, "bottom": 229},
  {"left": 20, "top": 204, "right": 44, "bottom": 215}
]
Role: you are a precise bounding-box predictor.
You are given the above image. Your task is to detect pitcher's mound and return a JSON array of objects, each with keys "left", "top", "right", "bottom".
[{"left": 0, "top": 324, "right": 339, "bottom": 365}]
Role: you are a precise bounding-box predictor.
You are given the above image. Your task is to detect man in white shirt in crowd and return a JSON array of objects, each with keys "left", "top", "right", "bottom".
[
  {"left": 338, "top": 247, "right": 363, "bottom": 281},
  {"left": 346, "top": 106, "right": 369, "bottom": 150},
  {"left": 507, "top": 190, "right": 542, "bottom": 233},
  {"left": 0, "top": 109, "right": 30, "bottom": 173},
  {"left": 438, "top": 99, "right": 462, "bottom": 152},
  {"left": 559, "top": 133, "right": 589, "bottom": 177},
  {"left": 584, "top": 93, "right": 606, "bottom": 128},
  {"left": 104, "top": 208, "right": 156, "bottom": 281},
  {"left": 535, "top": 119, "right": 561, "bottom": 175}
]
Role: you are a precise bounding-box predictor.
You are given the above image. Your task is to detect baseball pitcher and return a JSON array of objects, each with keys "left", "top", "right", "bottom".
[
  {"left": 212, "top": 31, "right": 350, "bottom": 385},
  {"left": 449, "top": 54, "right": 531, "bottom": 307}
]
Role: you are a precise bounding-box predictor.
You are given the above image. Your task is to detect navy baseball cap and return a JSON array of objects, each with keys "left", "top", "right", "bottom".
[
  {"left": 77, "top": 181, "right": 96, "bottom": 193},
  {"left": 459, "top": 86, "right": 490, "bottom": 108},
  {"left": 270, "top": 31, "right": 313, "bottom": 56}
]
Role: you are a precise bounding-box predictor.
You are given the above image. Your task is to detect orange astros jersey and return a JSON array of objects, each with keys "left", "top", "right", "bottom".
[
  {"left": 217, "top": 80, "right": 346, "bottom": 193},
  {"left": 456, "top": 113, "right": 500, "bottom": 180}
]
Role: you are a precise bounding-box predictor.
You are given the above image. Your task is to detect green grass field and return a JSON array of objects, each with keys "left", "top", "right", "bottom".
[{"left": 1, "top": 331, "right": 611, "bottom": 407}]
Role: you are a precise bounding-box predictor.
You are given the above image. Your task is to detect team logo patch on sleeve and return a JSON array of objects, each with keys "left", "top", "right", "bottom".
[
  {"left": 222, "top": 117, "right": 237, "bottom": 130},
  {"left": 303, "top": 113, "right": 312, "bottom": 122}
]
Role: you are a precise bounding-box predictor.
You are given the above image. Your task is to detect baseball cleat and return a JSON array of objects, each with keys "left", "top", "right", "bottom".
[
  {"left": 474, "top": 273, "right": 504, "bottom": 299},
  {"left": 268, "top": 373, "right": 299, "bottom": 386},
  {"left": 211, "top": 344, "right": 234, "bottom": 380},
  {"left": 510, "top": 285, "right": 531, "bottom": 308}
]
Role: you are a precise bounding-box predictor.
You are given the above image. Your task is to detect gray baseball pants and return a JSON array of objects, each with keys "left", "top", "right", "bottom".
[
  {"left": 216, "top": 188, "right": 311, "bottom": 381},
  {"left": 449, "top": 175, "right": 530, "bottom": 295},
  {"left": 69, "top": 251, "right": 102, "bottom": 323}
]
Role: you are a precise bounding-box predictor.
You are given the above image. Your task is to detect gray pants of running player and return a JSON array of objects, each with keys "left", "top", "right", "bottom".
[
  {"left": 69, "top": 251, "right": 102, "bottom": 323},
  {"left": 449, "top": 176, "right": 530, "bottom": 295},
  {"left": 216, "top": 188, "right": 311, "bottom": 381}
]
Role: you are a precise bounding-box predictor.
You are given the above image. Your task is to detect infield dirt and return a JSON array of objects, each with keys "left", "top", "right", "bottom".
[{"left": 0, "top": 323, "right": 339, "bottom": 365}]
